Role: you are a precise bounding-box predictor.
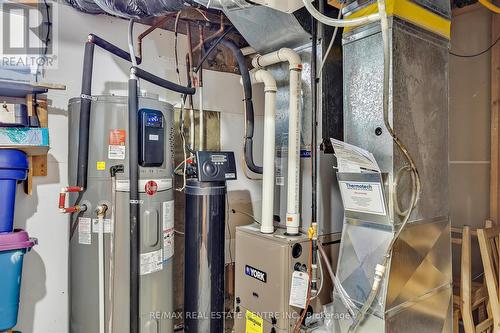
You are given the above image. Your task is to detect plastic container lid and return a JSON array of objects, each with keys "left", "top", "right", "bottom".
[
  {"left": 0, "top": 150, "right": 29, "bottom": 171},
  {"left": 0, "top": 149, "right": 29, "bottom": 180},
  {"left": 0, "top": 229, "right": 37, "bottom": 252}
]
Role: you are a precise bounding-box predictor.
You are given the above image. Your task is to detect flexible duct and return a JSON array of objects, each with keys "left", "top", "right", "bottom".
[
  {"left": 65, "top": 0, "right": 191, "bottom": 18},
  {"left": 66, "top": 0, "right": 105, "bottom": 14},
  {"left": 252, "top": 48, "right": 302, "bottom": 235},
  {"left": 248, "top": 69, "right": 277, "bottom": 234}
]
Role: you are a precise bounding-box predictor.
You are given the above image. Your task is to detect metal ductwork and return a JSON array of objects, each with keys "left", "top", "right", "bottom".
[{"left": 194, "top": 0, "right": 311, "bottom": 53}]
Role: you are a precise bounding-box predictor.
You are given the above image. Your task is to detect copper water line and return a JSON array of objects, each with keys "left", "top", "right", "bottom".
[
  {"left": 137, "top": 15, "right": 173, "bottom": 60},
  {"left": 191, "top": 14, "right": 225, "bottom": 55}
]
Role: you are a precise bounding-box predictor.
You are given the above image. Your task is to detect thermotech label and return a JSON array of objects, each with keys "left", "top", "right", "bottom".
[{"left": 245, "top": 265, "right": 267, "bottom": 283}]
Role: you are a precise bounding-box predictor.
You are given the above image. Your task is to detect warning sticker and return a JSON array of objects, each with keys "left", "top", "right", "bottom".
[
  {"left": 78, "top": 217, "right": 91, "bottom": 245},
  {"left": 245, "top": 311, "right": 263, "bottom": 333},
  {"left": 97, "top": 161, "right": 106, "bottom": 171},
  {"left": 289, "top": 271, "right": 309, "bottom": 309},
  {"left": 163, "top": 201, "right": 175, "bottom": 261},
  {"left": 108, "top": 129, "right": 126, "bottom": 160},
  {"left": 140, "top": 249, "right": 163, "bottom": 275}
]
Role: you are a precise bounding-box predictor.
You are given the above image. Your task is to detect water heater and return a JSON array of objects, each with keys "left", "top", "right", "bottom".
[{"left": 68, "top": 95, "right": 175, "bottom": 333}]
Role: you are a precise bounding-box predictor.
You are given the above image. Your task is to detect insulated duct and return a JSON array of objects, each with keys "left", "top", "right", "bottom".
[{"left": 65, "top": 0, "right": 194, "bottom": 18}]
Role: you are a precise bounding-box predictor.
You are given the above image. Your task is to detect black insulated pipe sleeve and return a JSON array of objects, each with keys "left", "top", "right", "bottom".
[
  {"left": 128, "top": 78, "right": 140, "bottom": 333},
  {"left": 89, "top": 34, "right": 142, "bottom": 64},
  {"left": 132, "top": 67, "right": 196, "bottom": 95},
  {"left": 220, "top": 39, "right": 263, "bottom": 174},
  {"left": 76, "top": 41, "right": 95, "bottom": 189},
  {"left": 77, "top": 34, "right": 142, "bottom": 189}
]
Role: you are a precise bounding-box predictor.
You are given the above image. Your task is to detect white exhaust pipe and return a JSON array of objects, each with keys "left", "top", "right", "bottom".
[
  {"left": 252, "top": 48, "right": 302, "bottom": 235},
  {"left": 249, "top": 69, "right": 278, "bottom": 234}
]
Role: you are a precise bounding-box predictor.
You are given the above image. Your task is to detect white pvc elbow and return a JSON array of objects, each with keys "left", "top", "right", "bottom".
[
  {"left": 252, "top": 48, "right": 302, "bottom": 71},
  {"left": 252, "top": 70, "right": 277, "bottom": 93}
]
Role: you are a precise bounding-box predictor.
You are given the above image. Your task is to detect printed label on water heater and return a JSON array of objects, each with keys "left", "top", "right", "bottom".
[
  {"left": 78, "top": 217, "right": 92, "bottom": 245},
  {"left": 163, "top": 201, "right": 175, "bottom": 261},
  {"left": 92, "top": 218, "right": 113, "bottom": 233},
  {"left": 338, "top": 181, "right": 387, "bottom": 216},
  {"left": 108, "top": 129, "right": 126, "bottom": 160},
  {"left": 140, "top": 249, "right": 163, "bottom": 275}
]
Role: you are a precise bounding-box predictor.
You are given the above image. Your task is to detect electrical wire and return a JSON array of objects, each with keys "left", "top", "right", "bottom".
[
  {"left": 36, "top": 0, "right": 51, "bottom": 82},
  {"left": 317, "top": 241, "right": 357, "bottom": 316},
  {"left": 318, "top": 6, "right": 342, "bottom": 80},
  {"left": 347, "top": 1, "right": 421, "bottom": 331},
  {"left": 173, "top": 10, "right": 191, "bottom": 192},
  {"left": 450, "top": 35, "right": 500, "bottom": 58},
  {"left": 226, "top": 195, "right": 234, "bottom": 264},
  {"left": 231, "top": 209, "right": 261, "bottom": 225}
]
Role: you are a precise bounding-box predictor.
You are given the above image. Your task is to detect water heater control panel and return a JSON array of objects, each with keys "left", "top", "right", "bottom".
[
  {"left": 139, "top": 109, "right": 164, "bottom": 167},
  {"left": 195, "top": 151, "right": 237, "bottom": 182}
]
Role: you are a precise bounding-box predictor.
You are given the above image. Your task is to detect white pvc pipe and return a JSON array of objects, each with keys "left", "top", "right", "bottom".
[
  {"left": 199, "top": 86, "right": 204, "bottom": 150},
  {"left": 98, "top": 213, "right": 105, "bottom": 333},
  {"left": 251, "top": 69, "right": 278, "bottom": 234},
  {"left": 301, "top": 0, "right": 381, "bottom": 27},
  {"left": 252, "top": 48, "right": 302, "bottom": 235}
]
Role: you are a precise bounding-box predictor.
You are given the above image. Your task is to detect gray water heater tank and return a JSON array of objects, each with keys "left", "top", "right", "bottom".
[{"left": 68, "top": 95, "right": 175, "bottom": 333}]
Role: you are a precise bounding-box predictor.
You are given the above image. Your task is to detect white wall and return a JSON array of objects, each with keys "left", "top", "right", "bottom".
[
  {"left": 449, "top": 5, "right": 494, "bottom": 278},
  {"left": 13, "top": 4, "right": 264, "bottom": 332}
]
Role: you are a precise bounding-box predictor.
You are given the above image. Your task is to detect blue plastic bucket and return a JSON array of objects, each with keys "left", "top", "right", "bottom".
[
  {"left": 0, "top": 230, "right": 36, "bottom": 331},
  {"left": 0, "top": 150, "right": 29, "bottom": 233}
]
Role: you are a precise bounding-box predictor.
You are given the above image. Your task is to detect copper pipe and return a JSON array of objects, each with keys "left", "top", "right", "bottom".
[
  {"left": 186, "top": 22, "right": 195, "bottom": 86},
  {"left": 136, "top": 8, "right": 216, "bottom": 60},
  {"left": 137, "top": 15, "right": 173, "bottom": 59},
  {"left": 191, "top": 14, "right": 225, "bottom": 54}
]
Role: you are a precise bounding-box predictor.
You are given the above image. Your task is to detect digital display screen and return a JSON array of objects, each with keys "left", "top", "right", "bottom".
[
  {"left": 148, "top": 115, "right": 160, "bottom": 123},
  {"left": 145, "top": 112, "right": 163, "bottom": 128},
  {"left": 211, "top": 155, "right": 227, "bottom": 163}
]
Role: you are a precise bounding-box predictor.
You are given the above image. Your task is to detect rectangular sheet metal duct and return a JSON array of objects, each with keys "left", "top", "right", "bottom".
[{"left": 332, "top": 2, "right": 452, "bottom": 332}]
